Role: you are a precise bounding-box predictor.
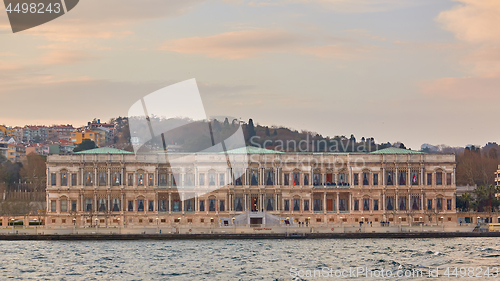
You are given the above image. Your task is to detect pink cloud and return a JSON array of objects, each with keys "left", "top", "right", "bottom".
[
  {"left": 419, "top": 76, "right": 500, "bottom": 99},
  {"left": 437, "top": 0, "right": 500, "bottom": 44},
  {"left": 160, "top": 29, "right": 370, "bottom": 59}
]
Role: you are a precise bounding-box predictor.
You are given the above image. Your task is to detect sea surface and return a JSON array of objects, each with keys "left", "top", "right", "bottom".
[{"left": 0, "top": 238, "right": 499, "bottom": 280}]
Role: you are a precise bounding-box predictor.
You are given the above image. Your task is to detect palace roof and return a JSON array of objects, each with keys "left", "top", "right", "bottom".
[
  {"left": 75, "top": 147, "right": 134, "bottom": 154},
  {"left": 369, "top": 147, "right": 424, "bottom": 154}
]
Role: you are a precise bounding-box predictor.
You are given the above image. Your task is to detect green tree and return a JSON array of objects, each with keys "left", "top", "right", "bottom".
[
  {"left": 247, "top": 119, "right": 256, "bottom": 141},
  {"left": 73, "top": 139, "right": 97, "bottom": 152}
]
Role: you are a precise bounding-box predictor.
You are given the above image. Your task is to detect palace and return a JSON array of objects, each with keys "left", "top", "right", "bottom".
[{"left": 45, "top": 147, "right": 458, "bottom": 227}]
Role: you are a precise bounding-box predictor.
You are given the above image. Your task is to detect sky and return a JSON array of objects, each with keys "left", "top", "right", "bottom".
[{"left": 0, "top": 0, "right": 499, "bottom": 149}]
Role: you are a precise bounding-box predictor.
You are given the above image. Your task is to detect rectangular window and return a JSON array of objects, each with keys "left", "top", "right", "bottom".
[
  {"left": 313, "top": 173, "right": 321, "bottom": 185},
  {"left": 128, "top": 174, "right": 133, "bottom": 186},
  {"left": 209, "top": 173, "right": 216, "bottom": 186},
  {"left": 137, "top": 173, "right": 144, "bottom": 186},
  {"left": 86, "top": 198, "right": 92, "bottom": 212},
  {"left": 98, "top": 198, "right": 106, "bottom": 212},
  {"left": 339, "top": 199, "right": 346, "bottom": 211},
  {"left": 148, "top": 174, "right": 154, "bottom": 186},
  {"left": 399, "top": 196, "right": 407, "bottom": 211},
  {"left": 313, "top": 199, "right": 322, "bottom": 211},
  {"left": 71, "top": 174, "right": 77, "bottom": 186},
  {"left": 411, "top": 196, "right": 420, "bottom": 210},
  {"left": 284, "top": 174, "right": 289, "bottom": 185},
  {"left": 373, "top": 174, "right": 378, "bottom": 185},
  {"left": 386, "top": 171, "right": 394, "bottom": 185},
  {"left": 447, "top": 199, "right": 452, "bottom": 210},
  {"left": 265, "top": 171, "right": 273, "bottom": 185},
  {"left": 220, "top": 200, "right": 225, "bottom": 212},
  {"left": 159, "top": 173, "right": 167, "bottom": 186},
  {"left": 363, "top": 199, "right": 369, "bottom": 211},
  {"left": 112, "top": 171, "right": 121, "bottom": 186},
  {"left": 234, "top": 169, "right": 243, "bottom": 185},
  {"left": 219, "top": 174, "right": 225, "bottom": 186},
  {"left": 446, "top": 173, "right": 452, "bottom": 185},
  {"left": 208, "top": 199, "right": 216, "bottom": 211},
  {"left": 398, "top": 171, "right": 406, "bottom": 185},
  {"left": 427, "top": 173, "right": 432, "bottom": 185},
  {"left": 304, "top": 199, "right": 309, "bottom": 211},
  {"left": 436, "top": 172, "right": 443, "bottom": 185},
  {"left": 71, "top": 200, "right": 77, "bottom": 212},
  {"left": 199, "top": 200, "right": 205, "bottom": 212},
  {"left": 60, "top": 173, "right": 67, "bottom": 186},
  {"left": 266, "top": 195, "right": 273, "bottom": 211},
  {"left": 386, "top": 196, "right": 394, "bottom": 211},
  {"left": 138, "top": 200, "right": 145, "bottom": 211},
  {"left": 411, "top": 171, "right": 418, "bottom": 185},
  {"left": 293, "top": 199, "right": 300, "bottom": 211},
  {"left": 234, "top": 197, "right": 243, "bottom": 211},
  {"left": 98, "top": 171, "right": 107, "bottom": 186},
  {"left": 437, "top": 198, "right": 443, "bottom": 210},
  {"left": 373, "top": 199, "right": 379, "bottom": 211},
  {"left": 112, "top": 198, "right": 120, "bottom": 212},
  {"left": 284, "top": 200, "right": 290, "bottom": 211},
  {"left": 51, "top": 200, "right": 56, "bottom": 212},
  {"left": 293, "top": 173, "right": 300, "bottom": 186},
  {"left": 304, "top": 174, "right": 309, "bottom": 186},
  {"left": 148, "top": 200, "right": 154, "bottom": 212},
  {"left": 250, "top": 170, "right": 258, "bottom": 185},
  {"left": 158, "top": 199, "right": 167, "bottom": 212},
  {"left": 172, "top": 174, "right": 179, "bottom": 186},
  {"left": 128, "top": 200, "right": 133, "bottom": 212},
  {"left": 185, "top": 199, "right": 194, "bottom": 212},
  {"left": 354, "top": 174, "right": 359, "bottom": 185},
  {"left": 51, "top": 173, "right": 56, "bottom": 186},
  {"left": 427, "top": 199, "right": 432, "bottom": 210},
  {"left": 199, "top": 173, "right": 205, "bottom": 186},
  {"left": 354, "top": 200, "right": 359, "bottom": 211},
  {"left": 60, "top": 199, "right": 67, "bottom": 212},
  {"left": 362, "top": 173, "right": 369, "bottom": 185}
]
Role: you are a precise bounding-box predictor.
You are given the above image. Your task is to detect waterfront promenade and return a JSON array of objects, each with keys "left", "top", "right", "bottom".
[{"left": 0, "top": 222, "right": 478, "bottom": 237}]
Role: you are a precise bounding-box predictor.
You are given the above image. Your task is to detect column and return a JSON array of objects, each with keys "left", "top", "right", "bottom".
[
  {"left": 94, "top": 193, "right": 97, "bottom": 212},
  {"left": 395, "top": 167, "right": 398, "bottom": 187},
  {"left": 94, "top": 166, "right": 98, "bottom": 188},
  {"left": 168, "top": 193, "right": 171, "bottom": 215},
  {"left": 323, "top": 192, "right": 326, "bottom": 214},
  {"left": 181, "top": 197, "right": 185, "bottom": 215},
  {"left": 407, "top": 169, "right": 411, "bottom": 187},
  {"left": 244, "top": 194, "right": 248, "bottom": 211},
  {"left": 421, "top": 192, "right": 424, "bottom": 211},
  {"left": 349, "top": 193, "right": 353, "bottom": 211},
  {"left": 107, "top": 193, "right": 111, "bottom": 212},
  {"left": 336, "top": 192, "right": 339, "bottom": 214},
  {"left": 382, "top": 191, "right": 385, "bottom": 211},
  {"left": 275, "top": 193, "right": 278, "bottom": 211},
  {"left": 395, "top": 193, "right": 398, "bottom": 211},
  {"left": 382, "top": 167, "right": 385, "bottom": 186}
]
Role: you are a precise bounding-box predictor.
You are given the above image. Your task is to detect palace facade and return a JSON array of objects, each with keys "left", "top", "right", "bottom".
[{"left": 45, "top": 147, "right": 458, "bottom": 227}]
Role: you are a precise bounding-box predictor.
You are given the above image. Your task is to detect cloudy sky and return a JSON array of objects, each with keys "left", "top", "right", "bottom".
[{"left": 0, "top": 0, "right": 498, "bottom": 149}]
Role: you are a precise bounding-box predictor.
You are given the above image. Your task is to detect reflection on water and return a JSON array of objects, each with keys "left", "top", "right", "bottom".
[{"left": 0, "top": 238, "right": 499, "bottom": 280}]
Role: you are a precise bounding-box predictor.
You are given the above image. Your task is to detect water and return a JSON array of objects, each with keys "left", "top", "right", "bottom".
[{"left": 0, "top": 238, "right": 499, "bottom": 280}]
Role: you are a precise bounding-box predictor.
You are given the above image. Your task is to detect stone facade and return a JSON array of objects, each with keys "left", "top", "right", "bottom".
[{"left": 45, "top": 148, "right": 458, "bottom": 227}]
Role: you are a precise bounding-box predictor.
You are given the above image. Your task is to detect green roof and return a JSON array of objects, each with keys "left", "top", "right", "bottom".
[
  {"left": 369, "top": 147, "right": 423, "bottom": 154},
  {"left": 75, "top": 147, "right": 134, "bottom": 154},
  {"left": 223, "top": 146, "right": 283, "bottom": 154}
]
